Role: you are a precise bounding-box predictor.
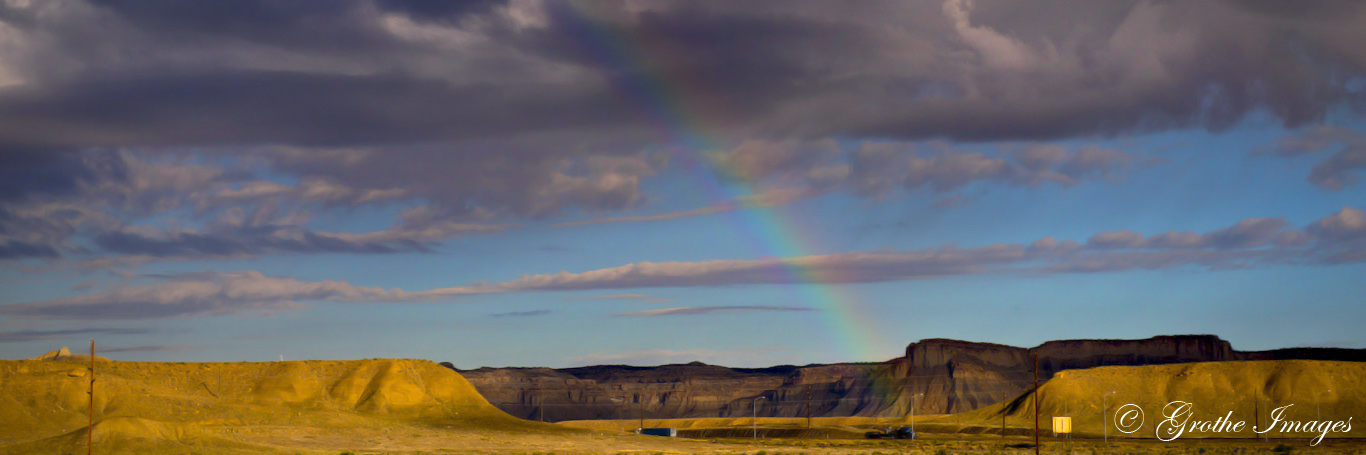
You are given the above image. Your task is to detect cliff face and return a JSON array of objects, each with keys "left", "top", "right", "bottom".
[
  {"left": 456, "top": 335, "right": 1364, "bottom": 422},
  {"left": 456, "top": 367, "right": 607, "bottom": 421},
  {"left": 885, "top": 335, "right": 1238, "bottom": 415},
  {"left": 457, "top": 362, "right": 812, "bottom": 422},
  {"left": 1033, "top": 335, "right": 1234, "bottom": 371}
]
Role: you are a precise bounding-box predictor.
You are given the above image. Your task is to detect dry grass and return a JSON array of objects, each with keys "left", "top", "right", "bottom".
[
  {"left": 0, "top": 358, "right": 718, "bottom": 454},
  {"left": 2, "top": 358, "right": 1362, "bottom": 454},
  {"left": 952, "top": 360, "right": 1366, "bottom": 439}
]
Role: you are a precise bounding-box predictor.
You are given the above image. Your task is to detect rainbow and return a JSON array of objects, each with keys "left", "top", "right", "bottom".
[{"left": 549, "top": 3, "right": 888, "bottom": 364}]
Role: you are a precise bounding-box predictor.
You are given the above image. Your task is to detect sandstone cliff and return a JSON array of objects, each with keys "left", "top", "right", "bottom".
[{"left": 456, "top": 335, "right": 1365, "bottom": 422}]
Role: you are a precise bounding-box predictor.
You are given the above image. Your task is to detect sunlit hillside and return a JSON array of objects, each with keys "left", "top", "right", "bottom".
[
  {"left": 0, "top": 357, "right": 709, "bottom": 454},
  {"left": 949, "top": 360, "right": 1366, "bottom": 441}
]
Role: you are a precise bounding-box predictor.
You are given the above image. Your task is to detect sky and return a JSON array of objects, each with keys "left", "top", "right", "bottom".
[{"left": 1, "top": 0, "right": 1365, "bottom": 368}]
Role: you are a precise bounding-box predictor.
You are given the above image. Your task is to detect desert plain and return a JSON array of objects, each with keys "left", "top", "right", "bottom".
[{"left": 2, "top": 351, "right": 1363, "bottom": 455}]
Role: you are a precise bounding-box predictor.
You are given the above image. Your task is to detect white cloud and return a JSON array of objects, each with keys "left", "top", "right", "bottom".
[
  {"left": 1307, "top": 207, "right": 1366, "bottom": 241},
  {"left": 942, "top": 0, "right": 1038, "bottom": 71}
]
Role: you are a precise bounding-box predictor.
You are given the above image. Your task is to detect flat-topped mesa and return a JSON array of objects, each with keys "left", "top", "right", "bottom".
[
  {"left": 1031, "top": 334, "right": 1234, "bottom": 372},
  {"left": 789, "top": 363, "right": 873, "bottom": 384},
  {"left": 898, "top": 335, "right": 1234, "bottom": 373},
  {"left": 459, "top": 363, "right": 802, "bottom": 422},
  {"left": 883, "top": 335, "right": 1259, "bottom": 414},
  {"left": 901, "top": 338, "right": 1029, "bottom": 371},
  {"left": 1236, "top": 346, "right": 1366, "bottom": 362},
  {"left": 459, "top": 335, "right": 1366, "bottom": 421}
]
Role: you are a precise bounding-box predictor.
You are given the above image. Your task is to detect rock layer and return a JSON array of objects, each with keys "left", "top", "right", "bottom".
[{"left": 457, "top": 335, "right": 1366, "bottom": 422}]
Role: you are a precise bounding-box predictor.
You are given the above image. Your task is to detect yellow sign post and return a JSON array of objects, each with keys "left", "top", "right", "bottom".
[{"left": 1052, "top": 416, "right": 1072, "bottom": 436}]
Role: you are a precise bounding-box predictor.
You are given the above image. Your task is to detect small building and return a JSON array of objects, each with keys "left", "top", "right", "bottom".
[{"left": 636, "top": 428, "right": 677, "bottom": 437}]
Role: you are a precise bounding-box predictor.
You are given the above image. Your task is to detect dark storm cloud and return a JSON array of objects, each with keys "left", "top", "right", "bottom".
[
  {"left": 87, "top": 0, "right": 503, "bottom": 39},
  {"left": 2, "top": 0, "right": 1365, "bottom": 264},
  {"left": 0, "top": 239, "right": 60, "bottom": 259},
  {"left": 373, "top": 0, "right": 506, "bottom": 21},
  {"left": 0, "top": 71, "right": 639, "bottom": 149},
  {"left": 1, "top": 0, "right": 1363, "bottom": 149},
  {"left": 0, "top": 151, "right": 512, "bottom": 261},
  {"left": 508, "top": 0, "right": 1366, "bottom": 140},
  {"left": 0, "top": 152, "right": 102, "bottom": 202},
  {"left": 91, "top": 225, "right": 423, "bottom": 257}
]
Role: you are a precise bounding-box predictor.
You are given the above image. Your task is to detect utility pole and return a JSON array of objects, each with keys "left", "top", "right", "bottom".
[
  {"left": 1103, "top": 390, "right": 1116, "bottom": 443},
  {"left": 753, "top": 396, "right": 766, "bottom": 439},
  {"left": 1318, "top": 390, "right": 1332, "bottom": 421},
  {"left": 610, "top": 397, "right": 626, "bottom": 429},
  {"left": 955, "top": 401, "right": 960, "bottom": 439},
  {"left": 639, "top": 397, "right": 644, "bottom": 430},
  {"left": 1253, "top": 389, "right": 1259, "bottom": 442},
  {"left": 1033, "top": 354, "right": 1039, "bottom": 455},
  {"left": 910, "top": 393, "right": 922, "bottom": 438},
  {"left": 805, "top": 386, "right": 812, "bottom": 429},
  {"left": 88, "top": 339, "right": 95, "bottom": 455}
]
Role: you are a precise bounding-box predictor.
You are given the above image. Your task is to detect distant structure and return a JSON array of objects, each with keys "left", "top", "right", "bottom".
[{"left": 28, "top": 346, "right": 108, "bottom": 362}]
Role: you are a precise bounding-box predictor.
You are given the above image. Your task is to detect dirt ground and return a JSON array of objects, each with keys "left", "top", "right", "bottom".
[{"left": 9, "top": 419, "right": 1364, "bottom": 455}]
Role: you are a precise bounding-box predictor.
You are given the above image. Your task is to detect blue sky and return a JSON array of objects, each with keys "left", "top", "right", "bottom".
[{"left": 1, "top": 0, "right": 1365, "bottom": 367}]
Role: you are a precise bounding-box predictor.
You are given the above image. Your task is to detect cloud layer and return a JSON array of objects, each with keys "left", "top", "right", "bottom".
[
  {"left": 6, "top": 206, "right": 1362, "bottom": 320},
  {"left": 1259, "top": 126, "right": 1366, "bottom": 190},
  {"left": 0, "top": 327, "right": 151, "bottom": 343},
  {"left": 0, "top": 151, "right": 516, "bottom": 263},
  {"left": 2, "top": 0, "right": 1362, "bottom": 148},
  {"left": 614, "top": 306, "right": 815, "bottom": 317},
  {"left": 3, "top": 1, "right": 1364, "bottom": 264}
]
